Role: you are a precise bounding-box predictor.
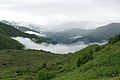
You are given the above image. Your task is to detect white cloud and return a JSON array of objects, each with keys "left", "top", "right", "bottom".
[
  {"left": 0, "top": 0, "right": 120, "bottom": 30},
  {"left": 25, "top": 31, "right": 45, "bottom": 37},
  {"left": 0, "top": 9, "right": 47, "bottom": 25},
  {"left": 12, "top": 37, "right": 88, "bottom": 54}
]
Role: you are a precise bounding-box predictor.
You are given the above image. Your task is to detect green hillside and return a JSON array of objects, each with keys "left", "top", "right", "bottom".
[
  {"left": 0, "top": 22, "right": 47, "bottom": 44},
  {"left": 52, "top": 34, "right": 120, "bottom": 80},
  {"left": 0, "top": 50, "right": 63, "bottom": 80},
  {"left": 0, "top": 29, "right": 24, "bottom": 49},
  {"left": 0, "top": 34, "right": 120, "bottom": 80}
]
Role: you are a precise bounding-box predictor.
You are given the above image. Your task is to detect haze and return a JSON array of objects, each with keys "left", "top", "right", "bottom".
[
  {"left": 12, "top": 37, "right": 88, "bottom": 54},
  {"left": 0, "top": 0, "right": 120, "bottom": 30}
]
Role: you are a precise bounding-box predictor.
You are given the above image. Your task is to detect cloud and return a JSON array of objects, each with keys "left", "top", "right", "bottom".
[
  {"left": 12, "top": 37, "right": 88, "bottom": 54},
  {"left": 0, "top": 0, "right": 120, "bottom": 30}
]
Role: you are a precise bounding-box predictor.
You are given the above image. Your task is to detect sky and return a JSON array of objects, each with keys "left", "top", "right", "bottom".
[{"left": 0, "top": 0, "right": 120, "bottom": 30}]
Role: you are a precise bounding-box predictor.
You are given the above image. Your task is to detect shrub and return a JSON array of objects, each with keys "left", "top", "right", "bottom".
[
  {"left": 35, "top": 70, "right": 54, "bottom": 80},
  {"left": 41, "top": 63, "right": 47, "bottom": 68},
  {"left": 109, "top": 34, "right": 120, "bottom": 44},
  {"left": 89, "top": 49, "right": 93, "bottom": 54},
  {"left": 77, "top": 51, "right": 93, "bottom": 67},
  {"left": 24, "top": 77, "right": 33, "bottom": 80},
  {"left": 0, "top": 46, "right": 3, "bottom": 50},
  {"left": 95, "top": 46, "right": 101, "bottom": 52}
]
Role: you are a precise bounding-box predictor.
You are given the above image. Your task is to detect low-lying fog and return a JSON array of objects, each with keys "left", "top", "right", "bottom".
[{"left": 12, "top": 37, "right": 107, "bottom": 54}]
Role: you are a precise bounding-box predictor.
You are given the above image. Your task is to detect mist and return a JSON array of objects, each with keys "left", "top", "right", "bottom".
[
  {"left": 0, "top": 0, "right": 120, "bottom": 30},
  {"left": 12, "top": 37, "right": 88, "bottom": 54}
]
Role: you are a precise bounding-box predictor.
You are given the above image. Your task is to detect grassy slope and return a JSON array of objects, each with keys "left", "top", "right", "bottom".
[
  {"left": 0, "top": 50, "right": 63, "bottom": 80},
  {"left": 0, "top": 34, "right": 120, "bottom": 80},
  {"left": 52, "top": 35, "right": 120, "bottom": 80},
  {"left": 0, "top": 22, "right": 47, "bottom": 43},
  {"left": 0, "top": 29, "right": 24, "bottom": 49}
]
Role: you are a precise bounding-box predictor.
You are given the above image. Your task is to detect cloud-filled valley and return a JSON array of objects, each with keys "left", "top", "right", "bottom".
[
  {"left": 12, "top": 37, "right": 107, "bottom": 54},
  {"left": 12, "top": 37, "right": 88, "bottom": 54}
]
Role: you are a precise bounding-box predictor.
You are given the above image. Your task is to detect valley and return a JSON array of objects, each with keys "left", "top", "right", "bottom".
[
  {"left": 0, "top": 0, "right": 120, "bottom": 80},
  {"left": 0, "top": 34, "right": 120, "bottom": 80},
  {"left": 0, "top": 21, "right": 120, "bottom": 80}
]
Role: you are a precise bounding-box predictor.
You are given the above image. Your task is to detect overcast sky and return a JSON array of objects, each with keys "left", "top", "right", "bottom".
[{"left": 0, "top": 0, "right": 120, "bottom": 29}]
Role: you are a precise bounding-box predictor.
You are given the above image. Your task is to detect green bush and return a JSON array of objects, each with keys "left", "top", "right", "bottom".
[
  {"left": 89, "top": 49, "right": 93, "bottom": 54},
  {"left": 109, "top": 34, "right": 120, "bottom": 44},
  {"left": 24, "top": 77, "right": 33, "bottom": 80},
  {"left": 77, "top": 50, "right": 93, "bottom": 67},
  {"left": 35, "top": 70, "right": 54, "bottom": 80},
  {"left": 41, "top": 63, "right": 47, "bottom": 68},
  {"left": 94, "top": 46, "right": 101, "bottom": 52}
]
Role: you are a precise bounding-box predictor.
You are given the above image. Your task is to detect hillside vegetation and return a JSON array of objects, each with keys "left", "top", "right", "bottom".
[
  {"left": 0, "top": 29, "right": 24, "bottom": 49},
  {"left": 0, "top": 34, "right": 120, "bottom": 80},
  {"left": 0, "top": 50, "right": 63, "bottom": 80},
  {"left": 53, "top": 34, "right": 120, "bottom": 80},
  {"left": 0, "top": 22, "right": 48, "bottom": 44}
]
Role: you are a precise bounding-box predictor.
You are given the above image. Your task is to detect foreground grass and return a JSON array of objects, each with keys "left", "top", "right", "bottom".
[
  {"left": 52, "top": 42, "right": 120, "bottom": 80},
  {"left": 1, "top": 35, "right": 120, "bottom": 80},
  {"left": 0, "top": 50, "right": 64, "bottom": 80}
]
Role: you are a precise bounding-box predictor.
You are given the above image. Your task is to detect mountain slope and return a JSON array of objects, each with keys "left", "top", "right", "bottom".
[
  {"left": 51, "top": 34, "right": 120, "bottom": 80},
  {"left": 74, "top": 23, "right": 120, "bottom": 43},
  {"left": 47, "top": 28, "right": 92, "bottom": 44},
  {"left": 46, "top": 23, "right": 120, "bottom": 44},
  {"left": 0, "top": 50, "right": 62, "bottom": 80},
  {"left": 2, "top": 20, "right": 120, "bottom": 44},
  {"left": 0, "top": 29, "right": 24, "bottom": 49},
  {"left": 0, "top": 21, "right": 57, "bottom": 44},
  {"left": 0, "top": 22, "right": 48, "bottom": 44},
  {"left": 0, "top": 20, "right": 46, "bottom": 36},
  {"left": 0, "top": 34, "right": 120, "bottom": 80}
]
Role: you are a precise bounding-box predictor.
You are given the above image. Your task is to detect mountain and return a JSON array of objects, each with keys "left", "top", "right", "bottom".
[
  {"left": 73, "top": 23, "right": 120, "bottom": 44},
  {"left": 46, "top": 28, "right": 92, "bottom": 44},
  {"left": 46, "top": 23, "right": 120, "bottom": 44},
  {"left": 0, "top": 20, "right": 46, "bottom": 37},
  {"left": 53, "top": 34, "right": 120, "bottom": 80},
  {"left": 0, "top": 20, "right": 57, "bottom": 44},
  {"left": 1, "top": 20, "right": 120, "bottom": 45},
  {"left": 0, "top": 22, "right": 59, "bottom": 45},
  {"left": 45, "top": 23, "right": 120, "bottom": 44},
  {"left": 0, "top": 20, "right": 45, "bottom": 32},
  {"left": 13, "top": 26, "right": 46, "bottom": 37},
  {"left": 0, "top": 34, "right": 120, "bottom": 80},
  {"left": 0, "top": 29, "right": 24, "bottom": 49},
  {"left": 0, "top": 22, "right": 57, "bottom": 50}
]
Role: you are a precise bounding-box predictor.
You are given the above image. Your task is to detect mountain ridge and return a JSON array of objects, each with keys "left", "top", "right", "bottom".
[{"left": 1, "top": 20, "right": 120, "bottom": 45}]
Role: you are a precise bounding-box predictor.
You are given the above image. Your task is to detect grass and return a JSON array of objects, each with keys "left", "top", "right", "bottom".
[
  {"left": 0, "top": 30, "right": 120, "bottom": 80},
  {"left": 1, "top": 40, "right": 120, "bottom": 80},
  {"left": 0, "top": 50, "right": 63, "bottom": 80},
  {"left": 0, "top": 22, "right": 48, "bottom": 44},
  {"left": 52, "top": 41, "right": 120, "bottom": 80},
  {"left": 0, "top": 30, "right": 24, "bottom": 49}
]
